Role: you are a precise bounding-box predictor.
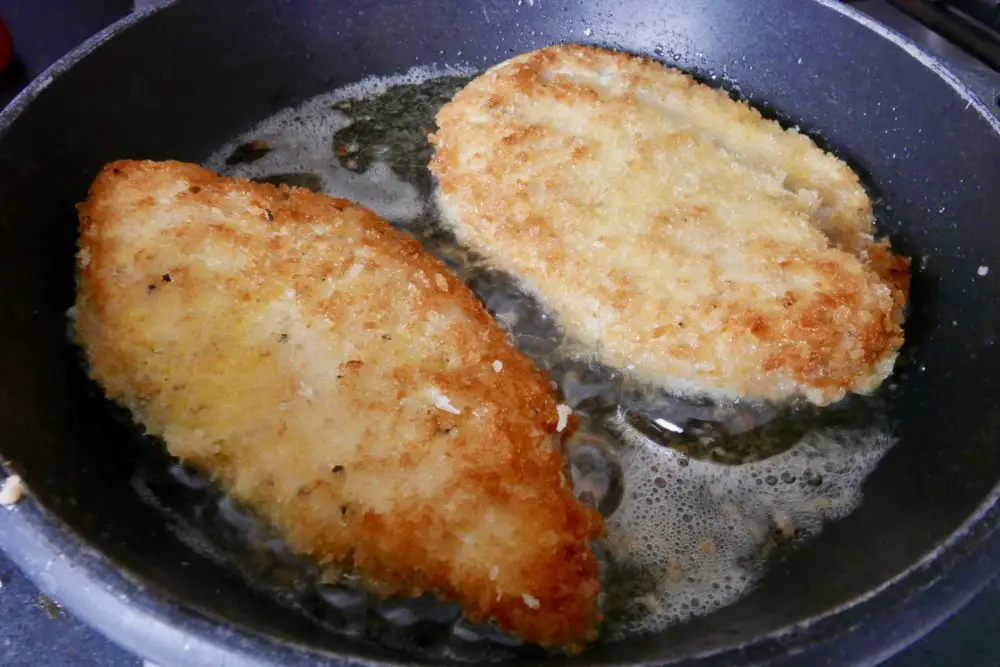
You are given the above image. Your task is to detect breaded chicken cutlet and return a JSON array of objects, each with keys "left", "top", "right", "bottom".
[
  {"left": 73, "top": 160, "right": 602, "bottom": 649},
  {"left": 430, "top": 45, "right": 910, "bottom": 406}
]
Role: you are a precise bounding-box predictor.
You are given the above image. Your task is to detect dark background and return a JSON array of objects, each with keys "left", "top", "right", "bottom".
[{"left": 0, "top": 1, "right": 998, "bottom": 665}]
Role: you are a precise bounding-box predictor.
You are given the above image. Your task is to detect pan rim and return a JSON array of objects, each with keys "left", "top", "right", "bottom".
[
  {"left": 0, "top": 0, "right": 999, "bottom": 665},
  {"left": 0, "top": 2, "right": 167, "bottom": 140},
  {"left": 816, "top": 0, "right": 999, "bottom": 132}
]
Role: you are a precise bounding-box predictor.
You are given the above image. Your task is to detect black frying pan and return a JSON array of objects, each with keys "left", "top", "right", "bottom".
[{"left": 1, "top": 1, "right": 999, "bottom": 665}]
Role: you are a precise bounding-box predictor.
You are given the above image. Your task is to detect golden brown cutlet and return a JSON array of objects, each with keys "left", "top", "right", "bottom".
[
  {"left": 430, "top": 45, "right": 910, "bottom": 406},
  {"left": 73, "top": 160, "right": 603, "bottom": 649}
]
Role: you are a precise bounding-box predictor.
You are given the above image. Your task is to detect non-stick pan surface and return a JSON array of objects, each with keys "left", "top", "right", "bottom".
[{"left": 1, "top": 1, "right": 999, "bottom": 665}]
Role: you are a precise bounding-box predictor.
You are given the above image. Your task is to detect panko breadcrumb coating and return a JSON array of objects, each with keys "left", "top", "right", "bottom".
[
  {"left": 73, "top": 160, "right": 602, "bottom": 649},
  {"left": 430, "top": 45, "right": 909, "bottom": 406}
]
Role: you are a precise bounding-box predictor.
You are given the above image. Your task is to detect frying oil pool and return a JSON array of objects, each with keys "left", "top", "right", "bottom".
[{"left": 131, "top": 64, "right": 896, "bottom": 655}]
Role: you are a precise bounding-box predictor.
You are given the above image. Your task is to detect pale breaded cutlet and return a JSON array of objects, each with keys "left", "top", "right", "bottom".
[
  {"left": 430, "top": 45, "right": 910, "bottom": 407},
  {"left": 73, "top": 160, "right": 602, "bottom": 649}
]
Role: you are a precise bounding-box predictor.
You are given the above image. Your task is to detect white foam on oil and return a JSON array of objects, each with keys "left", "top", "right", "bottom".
[
  {"left": 132, "top": 66, "right": 901, "bottom": 651},
  {"left": 204, "top": 64, "right": 476, "bottom": 223},
  {"left": 602, "top": 411, "right": 892, "bottom": 637}
]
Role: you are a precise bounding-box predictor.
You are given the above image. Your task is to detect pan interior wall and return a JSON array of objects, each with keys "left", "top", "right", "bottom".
[{"left": 0, "top": 0, "right": 998, "bottom": 664}]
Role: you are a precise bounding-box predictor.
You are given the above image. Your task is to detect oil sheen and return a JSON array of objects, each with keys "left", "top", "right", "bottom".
[{"left": 125, "top": 65, "right": 897, "bottom": 655}]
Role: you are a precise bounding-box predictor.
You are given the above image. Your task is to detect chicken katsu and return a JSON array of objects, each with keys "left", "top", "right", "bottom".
[
  {"left": 72, "top": 160, "right": 603, "bottom": 649},
  {"left": 430, "top": 45, "right": 910, "bottom": 406}
]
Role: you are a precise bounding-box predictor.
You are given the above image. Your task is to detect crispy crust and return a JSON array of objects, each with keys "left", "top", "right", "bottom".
[
  {"left": 430, "top": 45, "right": 910, "bottom": 406},
  {"left": 73, "top": 160, "right": 602, "bottom": 649}
]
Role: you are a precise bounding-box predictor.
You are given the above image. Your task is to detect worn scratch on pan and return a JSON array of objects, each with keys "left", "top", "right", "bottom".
[
  {"left": 481, "top": 2, "right": 491, "bottom": 25},
  {"left": 821, "top": 0, "right": 1000, "bottom": 134}
]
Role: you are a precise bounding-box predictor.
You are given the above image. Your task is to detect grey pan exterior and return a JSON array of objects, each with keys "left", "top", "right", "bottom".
[{"left": 0, "top": 0, "right": 999, "bottom": 665}]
